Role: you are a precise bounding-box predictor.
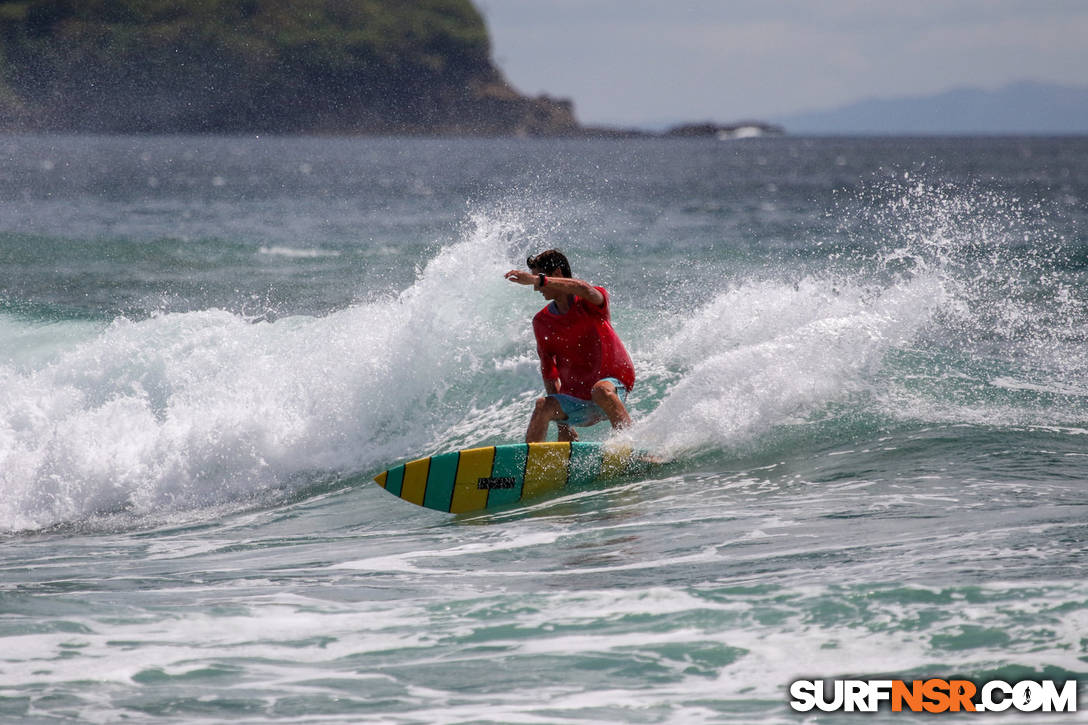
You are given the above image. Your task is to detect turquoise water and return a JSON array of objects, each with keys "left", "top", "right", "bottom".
[{"left": 1, "top": 134, "right": 1087, "bottom": 722}]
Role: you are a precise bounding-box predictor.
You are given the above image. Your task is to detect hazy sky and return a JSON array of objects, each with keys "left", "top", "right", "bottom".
[{"left": 477, "top": 0, "right": 1088, "bottom": 128}]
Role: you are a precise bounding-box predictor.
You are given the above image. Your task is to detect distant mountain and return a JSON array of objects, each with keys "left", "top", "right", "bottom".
[{"left": 775, "top": 81, "right": 1088, "bottom": 135}]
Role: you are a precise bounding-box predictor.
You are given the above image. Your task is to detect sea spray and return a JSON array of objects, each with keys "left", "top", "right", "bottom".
[
  {"left": 631, "top": 174, "right": 1088, "bottom": 456},
  {"left": 840, "top": 175, "right": 1086, "bottom": 361},
  {"left": 839, "top": 176, "right": 1088, "bottom": 427},
  {"left": 632, "top": 274, "right": 943, "bottom": 457}
]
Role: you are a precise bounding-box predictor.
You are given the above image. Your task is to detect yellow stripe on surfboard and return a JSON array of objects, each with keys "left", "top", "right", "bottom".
[
  {"left": 450, "top": 446, "right": 496, "bottom": 513},
  {"left": 522, "top": 441, "right": 571, "bottom": 499},
  {"left": 600, "top": 444, "right": 635, "bottom": 479},
  {"left": 401, "top": 457, "right": 431, "bottom": 507}
]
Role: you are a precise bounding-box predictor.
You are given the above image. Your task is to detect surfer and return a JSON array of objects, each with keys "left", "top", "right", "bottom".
[{"left": 505, "top": 249, "right": 636, "bottom": 443}]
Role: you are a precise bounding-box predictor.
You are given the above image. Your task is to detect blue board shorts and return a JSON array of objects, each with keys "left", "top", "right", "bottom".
[{"left": 551, "top": 377, "right": 628, "bottom": 427}]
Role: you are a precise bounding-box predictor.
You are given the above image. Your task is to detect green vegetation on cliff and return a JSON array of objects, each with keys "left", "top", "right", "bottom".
[{"left": 0, "top": 0, "right": 578, "bottom": 134}]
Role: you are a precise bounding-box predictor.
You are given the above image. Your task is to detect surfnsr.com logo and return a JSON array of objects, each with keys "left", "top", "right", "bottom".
[{"left": 789, "top": 679, "right": 1078, "bottom": 713}]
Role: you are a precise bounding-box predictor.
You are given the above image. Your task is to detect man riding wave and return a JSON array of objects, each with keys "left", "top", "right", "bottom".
[{"left": 505, "top": 249, "right": 635, "bottom": 443}]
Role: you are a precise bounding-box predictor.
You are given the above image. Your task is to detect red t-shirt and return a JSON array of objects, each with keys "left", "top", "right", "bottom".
[{"left": 532, "top": 286, "right": 636, "bottom": 400}]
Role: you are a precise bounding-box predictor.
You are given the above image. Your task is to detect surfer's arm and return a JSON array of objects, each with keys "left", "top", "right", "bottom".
[{"left": 504, "top": 270, "right": 605, "bottom": 307}]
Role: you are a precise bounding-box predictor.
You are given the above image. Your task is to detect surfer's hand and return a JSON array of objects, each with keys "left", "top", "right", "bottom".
[{"left": 505, "top": 270, "right": 535, "bottom": 285}]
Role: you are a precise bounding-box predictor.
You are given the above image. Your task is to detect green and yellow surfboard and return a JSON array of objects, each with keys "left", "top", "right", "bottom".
[{"left": 373, "top": 441, "right": 656, "bottom": 514}]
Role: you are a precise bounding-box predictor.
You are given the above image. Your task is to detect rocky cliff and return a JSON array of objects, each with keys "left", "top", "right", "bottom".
[{"left": 0, "top": 0, "right": 579, "bottom": 135}]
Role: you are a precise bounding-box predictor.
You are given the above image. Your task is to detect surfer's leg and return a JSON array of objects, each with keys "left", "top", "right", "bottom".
[
  {"left": 591, "top": 379, "right": 632, "bottom": 430},
  {"left": 526, "top": 396, "right": 567, "bottom": 443}
]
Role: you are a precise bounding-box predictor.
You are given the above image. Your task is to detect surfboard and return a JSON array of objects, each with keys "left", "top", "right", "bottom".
[{"left": 373, "top": 441, "right": 656, "bottom": 514}]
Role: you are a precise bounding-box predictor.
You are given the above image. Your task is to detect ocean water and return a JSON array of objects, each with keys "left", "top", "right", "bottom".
[{"left": 1, "top": 133, "right": 1087, "bottom": 723}]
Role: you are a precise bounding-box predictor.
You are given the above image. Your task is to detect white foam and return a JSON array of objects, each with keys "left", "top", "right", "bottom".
[
  {"left": 633, "top": 273, "right": 943, "bottom": 456},
  {"left": 0, "top": 212, "right": 538, "bottom": 531},
  {"left": 257, "top": 245, "right": 341, "bottom": 258}
]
